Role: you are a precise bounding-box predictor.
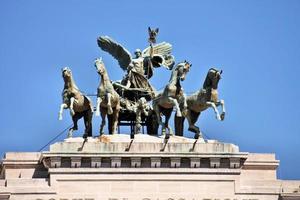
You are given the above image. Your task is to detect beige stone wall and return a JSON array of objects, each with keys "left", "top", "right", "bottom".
[{"left": 1, "top": 135, "right": 300, "bottom": 200}]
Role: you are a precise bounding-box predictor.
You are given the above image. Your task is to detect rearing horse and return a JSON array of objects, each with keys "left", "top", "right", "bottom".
[
  {"left": 94, "top": 58, "right": 120, "bottom": 135},
  {"left": 178, "top": 68, "right": 225, "bottom": 139},
  {"left": 152, "top": 61, "right": 191, "bottom": 137},
  {"left": 58, "top": 67, "right": 93, "bottom": 138}
]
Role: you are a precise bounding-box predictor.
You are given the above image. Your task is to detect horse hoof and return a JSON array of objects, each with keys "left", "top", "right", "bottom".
[
  {"left": 188, "top": 127, "right": 199, "bottom": 134},
  {"left": 220, "top": 113, "right": 225, "bottom": 121},
  {"left": 130, "top": 133, "right": 135, "bottom": 139},
  {"left": 194, "top": 133, "right": 199, "bottom": 139},
  {"left": 165, "top": 134, "right": 170, "bottom": 140},
  {"left": 70, "top": 110, "right": 75, "bottom": 116},
  {"left": 176, "top": 112, "right": 182, "bottom": 117}
]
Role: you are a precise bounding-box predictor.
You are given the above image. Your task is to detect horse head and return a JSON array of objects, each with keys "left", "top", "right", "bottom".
[
  {"left": 94, "top": 57, "right": 106, "bottom": 75},
  {"left": 175, "top": 60, "right": 191, "bottom": 81},
  {"left": 61, "top": 67, "right": 72, "bottom": 81},
  {"left": 203, "top": 68, "right": 222, "bottom": 89}
]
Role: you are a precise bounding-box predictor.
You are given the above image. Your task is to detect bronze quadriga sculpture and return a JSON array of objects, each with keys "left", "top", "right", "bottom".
[{"left": 58, "top": 28, "right": 225, "bottom": 140}]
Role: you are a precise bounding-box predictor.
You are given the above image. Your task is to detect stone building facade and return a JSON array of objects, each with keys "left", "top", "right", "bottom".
[{"left": 0, "top": 134, "right": 299, "bottom": 200}]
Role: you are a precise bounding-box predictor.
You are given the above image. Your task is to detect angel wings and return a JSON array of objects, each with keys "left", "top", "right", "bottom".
[{"left": 97, "top": 36, "right": 175, "bottom": 72}]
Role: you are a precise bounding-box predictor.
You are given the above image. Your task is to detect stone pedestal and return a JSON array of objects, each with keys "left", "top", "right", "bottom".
[{"left": 1, "top": 134, "right": 300, "bottom": 200}]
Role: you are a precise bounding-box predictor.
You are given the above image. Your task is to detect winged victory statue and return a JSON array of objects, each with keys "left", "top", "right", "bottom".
[{"left": 97, "top": 34, "right": 175, "bottom": 102}]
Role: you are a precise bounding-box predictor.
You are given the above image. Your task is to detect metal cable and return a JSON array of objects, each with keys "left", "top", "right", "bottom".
[{"left": 38, "top": 124, "right": 73, "bottom": 152}]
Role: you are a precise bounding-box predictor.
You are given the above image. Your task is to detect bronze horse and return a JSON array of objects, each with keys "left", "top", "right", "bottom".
[
  {"left": 152, "top": 61, "right": 191, "bottom": 138},
  {"left": 94, "top": 58, "right": 120, "bottom": 135},
  {"left": 175, "top": 68, "right": 225, "bottom": 139},
  {"left": 58, "top": 67, "right": 93, "bottom": 138}
]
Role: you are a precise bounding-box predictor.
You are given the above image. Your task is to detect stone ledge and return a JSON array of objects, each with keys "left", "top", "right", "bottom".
[
  {"left": 243, "top": 155, "right": 280, "bottom": 170},
  {"left": 5, "top": 178, "right": 49, "bottom": 187},
  {"left": 0, "top": 192, "right": 10, "bottom": 200},
  {"left": 49, "top": 134, "right": 239, "bottom": 154},
  {"left": 43, "top": 134, "right": 247, "bottom": 170},
  {"left": 42, "top": 155, "right": 247, "bottom": 169},
  {"left": 3, "top": 152, "right": 41, "bottom": 160},
  {"left": 48, "top": 167, "right": 242, "bottom": 175},
  {"left": 42, "top": 152, "right": 248, "bottom": 158},
  {"left": 4, "top": 187, "right": 56, "bottom": 195}
]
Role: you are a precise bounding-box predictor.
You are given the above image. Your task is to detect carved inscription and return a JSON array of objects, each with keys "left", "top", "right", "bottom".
[{"left": 36, "top": 198, "right": 259, "bottom": 200}]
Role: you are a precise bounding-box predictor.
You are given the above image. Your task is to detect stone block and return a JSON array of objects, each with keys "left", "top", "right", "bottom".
[
  {"left": 190, "top": 157, "right": 201, "bottom": 168},
  {"left": 170, "top": 157, "right": 181, "bottom": 168},
  {"left": 91, "top": 157, "right": 101, "bottom": 168},
  {"left": 111, "top": 157, "right": 121, "bottom": 168},
  {"left": 49, "top": 134, "right": 241, "bottom": 154},
  {"left": 230, "top": 157, "right": 240, "bottom": 168},
  {"left": 131, "top": 157, "right": 141, "bottom": 168},
  {"left": 210, "top": 157, "right": 220, "bottom": 168},
  {"left": 150, "top": 157, "right": 161, "bottom": 168},
  {"left": 50, "top": 157, "right": 61, "bottom": 168},
  {"left": 71, "top": 157, "right": 81, "bottom": 168}
]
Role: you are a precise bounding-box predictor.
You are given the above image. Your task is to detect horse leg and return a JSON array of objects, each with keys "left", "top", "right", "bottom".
[
  {"left": 95, "top": 97, "right": 102, "bottom": 116},
  {"left": 58, "top": 103, "right": 68, "bottom": 120},
  {"left": 186, "top": 109, "right": 202, "bottom": 139},
  {"left": 112, "top": 102, "right": 120, "bottom": 135},
  {"left": 164, "top": 109, "right": 173, "bottom": 136},
  {"left": 69, "top": 97, "right": 76, "bottom": 116},
  {"left": 68, "top": 113, "right": 80, "bottom": 138},
  {"left": 107, "top": 93, "right": 113, "bottom": 115},
  {"left": 178, "top": 93, "right": 188, "bottom": 116},
  {"left": 216, "top": 99, "right": 226, "bottom": 121},
  {"left": 206, "top": 102, "right": 221, "bottom": 121},
  {"left": 174, "top": 115, "right": 185, "bottom": 136},
  {"left": 153, "top": 101, "right": 163, "bottom": 126},
  {"left": 83, "top": 110, "right": 93, "bottom": 138},
  {"left": 169, "top": 97, "right": 182, "bottom": 117},
  {"left": 99, "top": 106, "right": 107, "bottom": 135},
  {"left": 153, "top": 102, "right": 165, "bottom": 135}
]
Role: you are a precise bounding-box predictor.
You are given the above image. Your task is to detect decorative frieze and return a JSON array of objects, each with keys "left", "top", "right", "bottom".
[
  {"left": 210, "top": 158, "right": 220, "bottom": 168},
  {"left": 44, "top": 156, "right": 246, "bottom": 169},
  {"left": 150, "top": 157, "right": 161, "bottom": 168},
  {"left": 229, "top": 158, "right": 240, "bottom": 168},
  {"left": 1, "top": 152, "right": 299, "bottom": 200},
  {"left": 131, "top": 157, "right": 141, "bottom": 168},
  {"left": 50, "top": 157, "right": 61, "bottom": 168},
  {"left": 91, "top": 157, "right": 101, "bottom": 168},
  {"left": 170, "top": 157, "right": 181, "bottom": 168},
  {"left": 190, "top": 157, "right": 201, "bottom": 168},
  {"left": 111, "top": 157, "right": 121, "bottom": 168},
  {"left": 71, "top": 157, "right": 81, "bottom": 168}
]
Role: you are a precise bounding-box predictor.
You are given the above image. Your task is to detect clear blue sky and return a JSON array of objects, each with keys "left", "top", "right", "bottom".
[{"left": 0, "top": 0, "right": 299, "bottom": 179}]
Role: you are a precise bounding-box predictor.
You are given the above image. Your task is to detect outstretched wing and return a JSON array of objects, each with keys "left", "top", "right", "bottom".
[
  {"left": 97, "top": 36, "right": 132, "bottom": 71},
  {"left": 142, "top": 42, "right": 175, "bottom": 69},
  {"left": 142, "top": 42, "right": 172, "bottom": 57}
]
